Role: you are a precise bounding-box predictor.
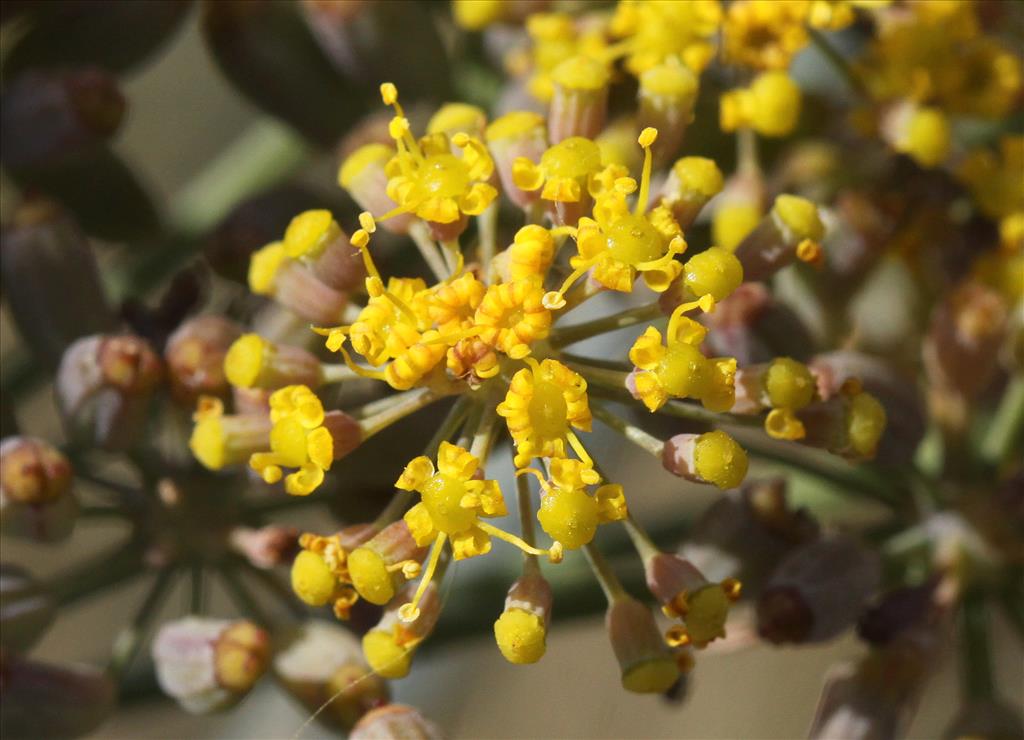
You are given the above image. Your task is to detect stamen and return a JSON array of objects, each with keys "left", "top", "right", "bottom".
[
  {"left": 543, "top": 256, "right": 600, "bottom": 309},
  {"left": 666, "top": 294, "right": 716, "bottom": 343},
  {"left": 515, "top": 467, "right": 552, "bottom": 493},
  {"left": 399, "top": 531, "right": 447, "bottom": 623},
  {"left": 477, "top": 521, "right": 561, "bottom": 562},
  {"left": 336, "top": 342, "right": 389, "bottom": 382},
  {"left": 566, "top": 430, "right": 600, "bottom": 484},
  {"left": 351, "top": 228, "right": 381, "bottom": 281},
  {"left": 636, "top": 127, "right": 658, "bottom": 216}
]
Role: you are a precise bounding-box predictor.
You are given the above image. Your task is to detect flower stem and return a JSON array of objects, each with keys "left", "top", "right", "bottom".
[
  {"left": 591, "top": 401, "right": 665, "bottom": 458},
  {"left": 190, "top": 562, "right": 205, "bottom": 614},
  {"left": 358, "top": 387, "right": 442, "bottom": 439},
  {"left": 108, "top": 567, "right": 177, "bottom": 679},
  {"left": 320, "top": 364, "right": 360, "bottom": 385},
  {"left": 219, "top": 567, "right": 274, "bottom": 628},
  {"left": 51, "top": 542, "right": 145, "bottom": 608},
  {"left": 478, "top": 203, "right": 499, "bottom": 279},
  {"left": 549, "top": 302, "right": 662, "bottom": 348},
  {"left": 960, "top": 593, "right": 995, "bottom": 701},
  {"left": 409, "top": 221, "right": 450, "bottom": 282},
  {"left": 981, "top": 375, "right": 1024, "bottom": 466},
  {"left": 583, "top": 543, "right": 627, "bottom": 603},
  {"left": 515, "top": 454, "right": 541, "bottom": 575}
]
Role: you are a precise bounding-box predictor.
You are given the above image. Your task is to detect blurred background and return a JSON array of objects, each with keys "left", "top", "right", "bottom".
[{"left": 1, "top": 2, "right": 1022, "bottom": 738}]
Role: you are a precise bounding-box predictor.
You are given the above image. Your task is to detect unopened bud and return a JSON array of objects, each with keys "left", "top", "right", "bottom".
[
  {"left": 0, "top": 198, "right": 116, "bottom": 370},
  {"left": 274, "top": 621, "right": 389, "bottom": 731},
  {"left": 0, "top": 653, "right": 116, "bottom": 738},
  {"left": 350, "top": 704, "right": 444, "bottom": 740},
  {"left": 661, "top": 157, "right": 723, "bottom": 229},
  {"left": 283, "top": 209, "right": 365, "bottom": 292},
  {"left": 494, "top": 571, "right": 553, "bottom": 664},
  {"left": 224, "top": 333, "right": 324, "bottom": 391},
  {"left": 733, "top": 194, "right": 825, "bottom": 282},
  {"left": 758, "top": 536, "right": 880, "bottom": 645},
  {"left": 165, "top": 315, "right": 244, "bottom": 404},
  {"left": 189, "top": 398, "right": 271, "bottom": 471},
  {"left": 362, "top": 581, "right": 440, "bottom": 679},
  {"left": 661, "top": 430, "right": 749, "bottom": 490},
  {"left": 645, "top": 553, "right": 739, "bottom": 648},
  {"left": 349, "top": 521, "right": 428, "bottom": 606},
  {"left": 711, "top": 170, "right": 765, "bottom": 253},
  {"left": 680, "top": 479, "right": 819, "bottom": 593},
  {"left": 797, "top": 390, "right": 887, "bottom": 461},
  {"left": 428, "top": 103, "right": 488, "bottom": 141},
  {"left": 248, "top": 242, "right": 350, "bottom": 325},
  {"left": 638, "top": 63, "right": 698, "bottom": 166},
  {"left": 485, "top": 111, "right": 548, "bottom": 209},
  {"left": 230, "top": 525, "right": 299, "bottom": 569},
  {"left": 0, "top": 437, "right": 77, "bottom": 542},
  {"left": 0, "top": 564, "right": 55, "bottom": 651},
  {"left": 548, "top": 55, "right": 609, "bottom": 143},
  {"left": 857, "top": 582, "right": 937, "bottom": 646},
  {"left": 720, "top": 71, "right": 801, "bottom": 138},
  {"left": 881, "top": 100, "right": 951, "bottom": 169},
  {"left": 152, "top": 617, "right": 270, "bottom": 714},
  {"left": 606, "top": 595, "right": 680, "bottom": 693},
  {"left": 338, "top": 144, "right": 414, "bottom": 235}
]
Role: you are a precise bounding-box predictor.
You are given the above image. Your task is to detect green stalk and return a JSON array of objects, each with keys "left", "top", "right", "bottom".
[
  {"left": 980, "top": 375, "right": 1024, "bottom": 466},
  {"left": 960, "top": 593, "right": 995, "bottom": 702},
  {"left": 51, "top": 543, "right": 145, "bottom": 608},
  {"left": 108, "top": 568, "right": 177, "bottom": 679},
  {"left": 583, "top": 543, "right": 627, "bottom": 603},
  {"left": 549, "top": 302, "right": 662, "bottom": 348},
  {"left": 219, "top": 567, "right": 274, "bottom": 628}
]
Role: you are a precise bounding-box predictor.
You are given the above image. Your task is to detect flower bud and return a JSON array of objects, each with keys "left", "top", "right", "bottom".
[
  {"left": 274, "top": 621, "right": 389, "bottom": 732},
  {"left": 362, "top": 581, "right": 440, "bottom": 679},
  {"left": 349, "top": 521, "right": 428, "bottom": 606},
  {"left": 733, "top": 194, "right": 825, "bottom": 282},
  {"left": 189, "top": 398, "right": 272, "bottom": 472},
  {"left": 428, "top": 103, "right": 487, "bottom": 141},
  {"left": 720, "top": 71, "right": 801, "bottom": 138},
  {"left": 165, "top": 315, "right": 244, "bottom": 404},
  {"left": 283, "top": 209, "right": 365, "bottom": 292},
  {"left": 645, "top": 553, "right": 740, "bottom": 648},
  {"left": 758, "top": 536, "right": 880, "bottom": 644},
  {"left": 0, "top": 198, "right": 117, "bottom": 370},
  {"left": 0, "top": 653, "right": 116, "bottom": 738},
  {"left": 638, "top": 63, "right": 698, "bottom": 167},
  {"left": 350, "top": 704, "right": 444, "bottom": 740},
  {"left": 0, "top": 564, "right": 55, "bottom": 651},
  {"left": 248, "top": 241, "right": 350, "bottom": 325},
  {"left": 661, "top": 430, "right": 749, "bottom": 490},
  {"left": 679, "top": 479, "right": 819, "bottom": 593},
  {"left": 224, "top": 333, "right": 324, "bottom": 391},
  {"left": 797, "top": 390, "right": 888, "bottom": 461},
  {"left": 338, "top": 144, "right": 414, "bottom": 235},
  {"left": 291, "top": 525, "right": 376, "bottom": 617},
  {"left": 661, "top": 156, "right": 723, "bottom": 229},
  {"left": 606, "top": 595, "right": 680, "bottom": 694},
  {"left": 230, "top": 525, "right": 300, "bottom": 569},
  {"left": 856, "top": 582, "right": 937, "bottom": 647},
  {"left": 881, "top": 100, "right": 951, "bottom": 169},
  {"left": 56, "top": 334, "right": 164, "bottom": 451},
  {"left": 548, "top": 55, "right": 609, "bottom": 143},
  {"left": 1, "top": 68, "right": 125, "bottom": 170},
  {"left": 923, "top": 281, "right": 1008, "bottom": 401},
  {"left": 711, "top": 170, "right": 766, "bottom": 252},
  {"left": 0, "top": 437, "right": 77, "bottom": 543},
  {"left": 494, "top": 571, "right": 553, "bottom": 664},
  {"left": 485, "top": 111, "right": 548, "bottom": 209},
  {"left": 152, "top": 617, "right": 270, "bottom": 714}
]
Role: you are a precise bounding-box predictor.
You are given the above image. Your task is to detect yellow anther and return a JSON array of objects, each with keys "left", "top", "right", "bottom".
[
  {"left": 359, "top": 211, "right": 377, "bottom": 234},
  {"left": 380, "top": 82, "right": 398, "bottom": 105},
  {"left": 638, "top": 127, "right": 658, "bottom": 148}
]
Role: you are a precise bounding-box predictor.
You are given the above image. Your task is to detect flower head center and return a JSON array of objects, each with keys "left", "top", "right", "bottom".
[
  {"left": 542, "top": 137, "right": 602, "bottom": 179},
  {"left": 605, "top": 214, "right": 663, "bottom": 265},
  {"left": 418, "top": 153, "right": 471, "bottom": 198},
  {"left": 421, "top": 473, "right": 475, "bottom": 533},
  {"left": 529, "top": 378, "right": 570, "bottom": 441}
]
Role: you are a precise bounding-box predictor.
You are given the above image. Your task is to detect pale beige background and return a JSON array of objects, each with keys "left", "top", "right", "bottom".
[{"left": 2, "top": 11, "right": 1021, "bottom": 740}]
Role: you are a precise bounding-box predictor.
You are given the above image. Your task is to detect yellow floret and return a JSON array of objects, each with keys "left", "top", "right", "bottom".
[
  {"left": 683, "top": 246, "right": 744, "bottom": 301},
  {"left": 224, "top": 333, "right": 268, "bottom": 389},
  {"left": 764, "top": 357, "right": 816, "bottom": 410},
  {"left": 847, "top": 391, "right": 887, "bottom": 458},
  {"left": 348, "top": 546, "right": 396, "bottom": 606},
  {"left": 362, "top": 629, "right": 412, "bottom": 679},
  {"left": 494, "top": 608, "right": 547, "bottom": 664},
  {"left": 248, "top": 242, "right": 288, "bottom": 296},
  {"left": 693, "top": 430, "right": 748, "bottom": 489},
  {"left": 291, "top": 550, "right": 337, "bottom": 606}
]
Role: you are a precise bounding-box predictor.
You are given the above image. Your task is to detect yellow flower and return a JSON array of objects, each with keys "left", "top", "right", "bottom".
[
  {"left": 506, "top": 225, "right": 556, "bottom": 283},
  {"left": 528, "top": 458, "right": 627, "bottom": 550},
  {"left": 474, "top": 280, "right": 552, "bottom": 359},
  {"left": 722, "top": 0, "right": 810, "bottom": 71},
  {"left": 497, "top": 358, "right": 593, "bottom": 469},
  {"left": 720, "top": 71, "right": 802, "bottom": 138},
  {"left": 629, "top": 297, "right": 736, "bottom": 413},
  {"left": 290, "top": 532, "right": 361, "bottom": 619},
  {"left": 543, "top": 129, "right": 686, "bottom": 308},
  {"left": 512, "top": 136, "right": 619, "bottom": 203},
  {"left": 378, "top": 83, "right": 497, "bottom": 226},
  {"left": 348, "top": 277, "right": 430, "bottom": 366},
  {"left": 189, "top": 397, "right": 270, "bottom": 471},
  {"left": 395, "top": 442, "right": 559, "bottom": 621},
  {"left": 520, "top": 12, "right": 606, "bottom": 102},
  {"left": 428, "top": 272, "right": 486, "bottom": 335},
  {"left": 609, "top": 0, "right": 721, "bottom": 74},
  {"left": 249, "top": 385, "right": 335, "bottom": 496}
]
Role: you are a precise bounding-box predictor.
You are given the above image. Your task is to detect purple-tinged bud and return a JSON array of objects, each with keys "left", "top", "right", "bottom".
[
  {"left": 224, "top": 334, "right": 324, "bottom": 391},
  {"left": 248, "top": 242, "right": 350, "bottom": 325},
  {"left": 349, "top": 521, "right": 428, "bottom": 606},
  {"left": 548, "top": 55, "right": 609, "bottom": 143},
  {"left": 923, "top": 281, "right": 1008, "bottom": 401},
  {"left": 606, "top": 595, "right": 680, "bottom": 694},
  {"left": 797, "top": 390, "right": 888, "bottom": 461},
  {"left": 680, "top": 479, "right": 819, "bottom": 594},
  {"left": 56, "top": 334, "right": 164, "bottom": 451},
  {"left": 165, "top": 316, "right": 244, "bottom": 404},
  {"left": 944, "top": 699, "right": 1024, "bottom": 740},
  {"left": 1, "top": 68, "right": 125, "bottom": 170},
  {"left": 230, "top": 525, "right": 300, "bottom": 569},
  {"left": 494, "top": 571, "right": 553, "bottom": 664},
  {"left": 0, "top": 653, "right": 116, "bottom": 738},
  {"left": 645, "top": 553, "right": 741, "bottom": 648},
  {"left": 758, "top": 536, "right": 880, "bottom": 645},
  {"left": 810, "top": 351, "right": 924, "bottom": 466},
  {"left": 0, "top": 437, "right": 77, "bottom": 543},
  {"left": 0, "top": 198, "right": 117, "bottom": 370},
  {"left": 338, "top": 144, "right": 414, "bottom": 235},
  {"left": 857, "top": 581, "right": 937, "bottom": 646},
  {"left": 283, "top": 209, "right": 365, "bottom": 292},
  {"left": 660, "top": 156, "right": 723, "bottom": 230},
  {"left": 0, "top": 564, "right": 55, "bottom": 652},
  {"left": 486, "top": 111, "right": 549, "bottom": 209},
  {"left": 152, "top": 617, "right": 270, "bottom": 714},
  {"left": 637, "top": 63, "right": 698, "bottom": 167},
  {"left": 733, "top": 194, "right": 825, "bottom": 282},
  {"left": 661, "top": 431, "right": 749, "bottom": 490},
  {"left": 274, "top": 621, "right": 389, "bottom": 732},
  {"left": 350, "top": 704, "right": 444, "bottom": 740},
  {"left": 362, "top": 581, "right": 440, "bottom": 679}
]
